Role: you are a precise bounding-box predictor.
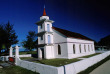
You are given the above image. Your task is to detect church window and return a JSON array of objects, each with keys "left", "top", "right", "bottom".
[
  {"left": 88, "top": 45, "right": 90, "bottom": 52},
  {"left": 41, "top": 35, "right": 43, "bottom": 40},
  {"left": 58, "top": 45, "right": 61, "bottom": 55},
  {"left": 91, "top": 45, "right": 93, "bottom": 51},
  {"left": 47, "top": 24, "right": 50, "bottom": 31},
  {"left": 48, "top": 35, "right": 51, "bottom": 43},
  {"left": 73, "top": 44, "right": 75, "bottom": 54},
  {"left": 79, "top": 44, "right": 81, "bottom": 53},
  {"left": 40, "top": 24, "right": 42, "bottom": 29},
  {"left": 84, "top": 45, "right": 86, "bottom": 52}
]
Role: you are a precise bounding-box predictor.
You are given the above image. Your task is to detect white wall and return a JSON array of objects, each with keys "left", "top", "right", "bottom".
[
  {"left": 53, "top": 29, "right": 68, "bottom": 58},
  {"left": 67, "top": 38, "right": 95, "bottom": 59},
  {"left": 54, "top": 43, "right": 68, "bottom": 59},
  {"left": 16, "top": 51, "right": 110, "bottom": 74},
  {"left": 53, "top": 29, "right": 67, "bottom": 43},
  {"left": 16, "top": 58, "right": 64, "bottom": 74},
  {"left": 44, "top": 45, "right": 54, "bottom": 59}
]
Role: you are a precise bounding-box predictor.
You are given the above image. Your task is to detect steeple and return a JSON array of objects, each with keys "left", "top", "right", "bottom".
[{"left": 43, "top": 5, "right": 46, "bottom": 16}]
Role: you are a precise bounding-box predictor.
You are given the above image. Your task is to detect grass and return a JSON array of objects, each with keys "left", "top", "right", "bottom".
[
  {"left": 78, "top": 55, "right": 110, "bottom": 74},
  {"left": 20, "top": 53, "right": 102, "bottom": 67},
  {"left": 79, "top": 53, "right": 101, "bottom": 58},
  {"left": 20, "top": 57, "right": 34, "bottom": 60},
  {"left": 34, "top": 58, "right": 81, "bottom": 67},
  {"left": 19, "top": 51, "right": 37, "bottom": 55},
  {"left": 0, "top": 65, "right": 39, "bottom": 74},
  {"left": 20, "top": 57, "right": 81, "bottom": 67}
]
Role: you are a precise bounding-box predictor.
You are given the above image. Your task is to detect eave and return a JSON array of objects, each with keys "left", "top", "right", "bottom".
[
  {"left": 37, "top": 44, "right": 54, "bottom": 47},
  {"left": 36, "top": 19, "right": 54, "bottom": 25}
]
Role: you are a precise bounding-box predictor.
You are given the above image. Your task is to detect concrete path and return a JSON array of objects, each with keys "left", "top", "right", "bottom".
[{"left": 90, "top": 60, "right": 110, "bottom": 74}]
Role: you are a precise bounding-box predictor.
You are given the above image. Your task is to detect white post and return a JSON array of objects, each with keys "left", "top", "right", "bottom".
[
  {"left": 9, "top": 46, "right": 13, "bottom": 57},
  {"left": 15, "top": 45, "right": 19, "bottom": 58},
  {"left": 15, "top": 45, "right": 20, "bottom": 65},
  {"left": 38, "top": 48, "right": 42, "bottom": 59}
]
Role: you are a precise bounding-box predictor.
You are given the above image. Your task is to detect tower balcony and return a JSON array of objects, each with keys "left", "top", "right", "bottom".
[
  {"left": 37, "top": 31, "right": 53, "bottom": 36},
  {"left": 37, "top": 43, "right": 54, "bottom": 47}
]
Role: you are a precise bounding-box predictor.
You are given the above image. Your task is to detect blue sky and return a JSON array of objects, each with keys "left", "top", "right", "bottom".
[{"left": 0, "top": 0, "right": 110, "bottom": 46}]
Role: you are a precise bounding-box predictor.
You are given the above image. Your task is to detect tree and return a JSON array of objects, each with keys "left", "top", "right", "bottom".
[
  {"left": 0, "top": 21, "right": 18, "bottom": 53},
  {"left": 98, "top": 35, "right": 110, "bottom": 49},
  {"left": 0, "top": 25, "right": 6, "bottom": 53},
  {"left": 22, "top": 31, "right": 37, "bottom": 51}
]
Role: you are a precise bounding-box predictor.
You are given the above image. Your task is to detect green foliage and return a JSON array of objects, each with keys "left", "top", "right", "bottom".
[
  {"left": 0, "top": 21, "right": 18, "bottom": 53},
  {"left": 22, "top": 31, "right": 37, "bottom": 51},
  {"left": 98, "top": 35, "right": 110, "bottom": 49}
]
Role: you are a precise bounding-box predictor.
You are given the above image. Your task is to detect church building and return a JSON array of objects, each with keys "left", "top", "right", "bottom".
[{"left": 36, "top": 7, "right": 95, "bottom": 59}]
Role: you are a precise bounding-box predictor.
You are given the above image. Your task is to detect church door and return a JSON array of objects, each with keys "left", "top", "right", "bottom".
[{"left": 41, "top": 48, "right": 44, "bottom": 59}]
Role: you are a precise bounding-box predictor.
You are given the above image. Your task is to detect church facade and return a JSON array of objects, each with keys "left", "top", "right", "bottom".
[{"left": 36, "top": 7, "right": 95, "bottom": 59}]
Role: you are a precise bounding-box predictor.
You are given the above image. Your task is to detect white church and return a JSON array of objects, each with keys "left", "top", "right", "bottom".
[{"left": 36, "top": 7, "right": 95, "bottom": 59}]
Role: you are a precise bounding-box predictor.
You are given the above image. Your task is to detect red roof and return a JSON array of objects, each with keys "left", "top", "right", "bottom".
[
  {"left": 43, "top": 8, "right": 46, "bottom": 16},
  {"left": 52, "top": 27, "right": 93, "bottom": 41}
]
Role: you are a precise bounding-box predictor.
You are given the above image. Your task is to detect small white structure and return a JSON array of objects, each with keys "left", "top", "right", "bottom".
[
  {"left": 36, "top": 7, "right": 95, "bottom": 59},
  {"left": 9, "top": 46, "right": 13, "bottom": 57}
]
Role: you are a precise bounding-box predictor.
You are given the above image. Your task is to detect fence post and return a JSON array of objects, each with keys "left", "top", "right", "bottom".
[
  {"left": 15, "top": 45, "right": 19, "bottom": 65},
  {"left": 9, "top": 46, "right": 13, "bottom": 57}
]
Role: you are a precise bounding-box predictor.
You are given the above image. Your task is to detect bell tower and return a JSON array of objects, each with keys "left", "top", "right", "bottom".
[{"left": 36, "top": 6, "right": 54, "bottom": 59}]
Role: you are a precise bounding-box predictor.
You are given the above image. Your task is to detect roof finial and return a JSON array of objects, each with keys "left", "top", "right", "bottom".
[
  {"left": 44, "top": 4, "right": 45, "bottom": 8},
  {"left": 43, "top": 5, "right": 46, "bottom": 16}
]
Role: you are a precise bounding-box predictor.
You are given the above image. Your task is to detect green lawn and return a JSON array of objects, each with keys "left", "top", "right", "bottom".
[
  {"left": 79, "top": 53, "right": 101, "bottom": 58},
  {"left": 34, "top": 58, "right": 81, "bottom": 67},
  {"left": 20, "top": 53, "right": 102, "bottom": 67},
  {"left": 0, "top": 65, "right": 39, "bottom": 74},
  {"left": 19, "top": 51, "right": 37, "bottom": 55},
  {"left": 20, "top": 57, "right": 34, "bottom": 60},
  {"left": 21, "top": 57, "right": 81, "bottom": 67}
]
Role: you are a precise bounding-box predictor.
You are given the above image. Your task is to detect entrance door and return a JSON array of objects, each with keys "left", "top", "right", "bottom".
[{"left": 41, "top": 48, "right": 44, "bottom": 59}]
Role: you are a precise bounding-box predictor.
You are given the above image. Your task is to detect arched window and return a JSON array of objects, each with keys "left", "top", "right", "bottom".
[
  {"left": 47, "top": 24, "right": 50, "bottom": 31},
  {"left": 84, "top": 45, "right": 86, "bottom": 52},
  {"left": 88, "top": 45, "right": 90, "bottom": 52},
  {"left": 73, "top": 44, "right": 75, "bottom": 54},
  {"left": 48, "top": 35, "right": 51, "bottom": 44},
  {"left": 58, "top": 45, "right": 61, "bottom": 55},
  {"left": 91, "top": 45, "right": 93, "bottom": 51},
  {"left": 79, "top": 44, "right": 81, "bottom": 53}
]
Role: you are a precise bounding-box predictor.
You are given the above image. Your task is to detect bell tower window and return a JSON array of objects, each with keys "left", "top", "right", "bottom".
[
  {"left": 48, "top": 35, "right": 51, "bottom": 43},
  {"left": 47, "top": 24, "right": 50, "bottom": 31},
  {"left": 40, "top": 24, "right": 42, "bottom": 29},
  {"left": 41, "top": 35, "right": 43, "bottom": 40}
]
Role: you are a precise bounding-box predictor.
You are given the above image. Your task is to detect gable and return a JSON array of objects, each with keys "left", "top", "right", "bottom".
[{"left": 52, "top": 27, "right": 93, "bottom": 41}]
